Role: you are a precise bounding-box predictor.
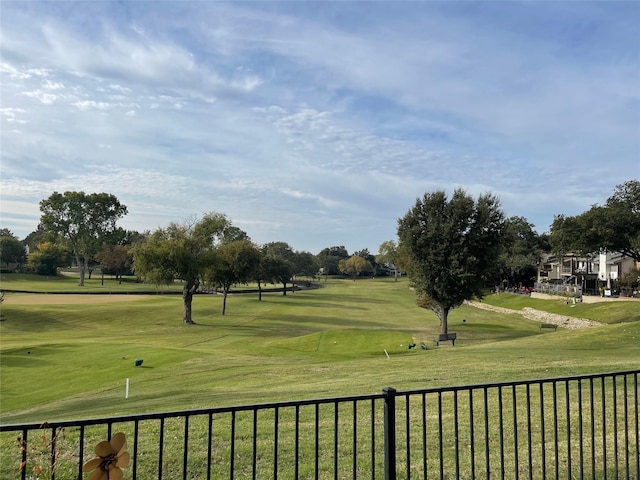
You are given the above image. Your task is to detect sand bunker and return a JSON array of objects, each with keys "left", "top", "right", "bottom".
[{"left": 4, "top": 293, "right": 154, "bottom": 305}]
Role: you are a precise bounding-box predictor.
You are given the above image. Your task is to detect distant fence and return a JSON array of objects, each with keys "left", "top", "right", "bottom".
[
  {"left": 535, "top": 282, "right": 583, "bottom": 297},
  {"left": 1, "top": 370, "right": 638, "bottom": 480}
]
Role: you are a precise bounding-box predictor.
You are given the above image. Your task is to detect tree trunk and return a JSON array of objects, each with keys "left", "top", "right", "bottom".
[
  {"left": 257, "top": 280, "right": 262, "bottom": 301},
  {"left": 77, "top": 254, "right": 86, "bottom": 286},
  {"left": 438, "top": 306, "right": 450, "bottom": 335},
  {"left": 182, "top": 280, "right": 198, "bottom": 324},
  {"left": 222, "top": 288, "right": 228, "bottom": 315},
  {"left": 282, "top": 281, "right": 287, "bottom": 296}
]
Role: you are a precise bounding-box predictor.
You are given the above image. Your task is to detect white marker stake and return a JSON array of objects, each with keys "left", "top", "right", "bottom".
[
  {"left": 125, "top": 378, "right": 130, "bottom": 399},
  {"left": 384, "top": 349, "right": 390, "bottom": 360}
]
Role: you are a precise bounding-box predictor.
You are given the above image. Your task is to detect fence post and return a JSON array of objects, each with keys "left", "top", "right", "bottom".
[{"left": 383, "top": 387, "right": 397, "bottom": 480}]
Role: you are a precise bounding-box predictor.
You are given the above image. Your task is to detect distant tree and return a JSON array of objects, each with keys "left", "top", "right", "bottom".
[
  {"left": 497, "top": 216, "right": 544, "bottom": 288},
  {"left": 398, "top": 189, "right": 505, "bottom": 335},
  {"left": 550, "top": 180, "right": 640, "bottom": 261},
  {"left": 95, "top": 244, "right": 132, "bottom": 284},
  {"left": 221, "top": 225, "right": 250, "bottom": 244},
  {"left": 292, "top": 251, "right": 319, "bottom": 280},
  {"left": 0, "top": 235, "right": 26, "bottom": 270},
  {"left": 203, "top": 239, "right": 261, "bottom": 315},
  {"left": 39, "top": 191, "right": 128, "bottom": 286},
  {"left": 353, "top": 248, "right": 376, "bottom": 276},
  {"left": 262, "top": 242, "right": 296, "bottom": 294},
  {"left": 132, "top": 213, "right": 232, "bottom": 324},
  {"left": 376, "top": 240, "right": 400, "bottom": 280},
  {"left": 253, "top": 254, "right": 267, "bottom": 301},
  {"left": 263, "top": 241, "right": 295, "bottom": 262},
  {"left": 0, "top": 228, "right": 15, "bottom": 238},
  {"left": 27, "top": 242, "right": 67, "bottom": 276},
  {"left": 618, "top": 267, "right": 640, "bottom": 295},
  {"left": 260, "top": 255, "right": 293, "bottom": 296},
  {"left": 338, "top": 255, "right": 373, "bottom": 280},
  {"left": 23, "top": 225, "right": 54, "bottom": 254},
  {"left": 316, "top": 245, "right": 350, "bottom": 279}
]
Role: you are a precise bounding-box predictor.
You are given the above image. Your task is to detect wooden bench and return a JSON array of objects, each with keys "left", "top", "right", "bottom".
[
  {"left": 435, "top": 332, "right": 457, "bottom": 346},
  {"left": 539, "top": 323, "right": 558, "bottom": 331}
]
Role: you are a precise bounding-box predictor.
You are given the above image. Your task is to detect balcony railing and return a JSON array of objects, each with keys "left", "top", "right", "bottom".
[
  {"left": 535, "top": 282, "right": 583, "bottom": 297},
  {"left": 1, "top": 370, "right": 638, "bottom": 479}
]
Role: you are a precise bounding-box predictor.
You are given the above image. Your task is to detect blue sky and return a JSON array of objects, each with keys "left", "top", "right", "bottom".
[{"left": 1, "top": 1, "right": 639, "bottom": 254}]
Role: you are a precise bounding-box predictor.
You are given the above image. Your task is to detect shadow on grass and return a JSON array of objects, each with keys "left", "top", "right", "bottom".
[{"left": 0, "top": 348, "right": 56, "bottom": 367}]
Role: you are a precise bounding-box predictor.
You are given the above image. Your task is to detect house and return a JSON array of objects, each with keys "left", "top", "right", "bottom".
[
  {"left": 537, "top": 251, "right": 638, "bottom": 295},
  {"left": 596, "top": 251, "right": 638, "bottom": 295}
]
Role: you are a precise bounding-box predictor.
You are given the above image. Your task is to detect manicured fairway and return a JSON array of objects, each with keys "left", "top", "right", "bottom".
[{"left": 1, "top": 276, "right": 639, "bottom": 424}]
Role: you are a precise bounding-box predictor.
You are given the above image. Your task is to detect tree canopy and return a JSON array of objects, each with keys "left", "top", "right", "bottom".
[
  {"left": 203, "top": 239, "right": 261, "bottom": 315},
  {"left": 27, "top": 242, "right": 68, "bottom": 276},
  {"left": 39, "top": 191, "right": 128, "bottom": 286},
  {"left": 550, "top": 180, "right": 640, "bottom": 261},
  {"left": 316, "top": 246, "right": 350, "bottom": 278},
  {"left": 132, "top": 213, "right": 232, "bottom": 324},
  {"left": 496, "top": 216, "right": 547, "bottom": 288},
  {"left": 261, "top": 242, "right": 295, "bottom": 295},
  {"left": 376, "top": 240, "right": 400, "bottom": 280},
  {"left": 397, "top": 189, "right": 505, "bottom": 335},
  {"left": 95, "top": 244, "right": 132, "bottom": 284},
  {"left": 338, "top": 255, "right": 373, "bottom": 280},
  {"left": 0, "top": 234, "right": 26, "bottom": 270}
]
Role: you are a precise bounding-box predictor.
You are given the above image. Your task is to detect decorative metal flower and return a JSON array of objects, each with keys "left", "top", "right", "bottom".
[{"left": 83, "top": 432, "right": 130, "bottom": 480}]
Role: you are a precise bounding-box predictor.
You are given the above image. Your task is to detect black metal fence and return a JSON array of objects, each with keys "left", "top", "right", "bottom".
[{"left": 1, "top": 370, "right": 638, "bottom": 479}]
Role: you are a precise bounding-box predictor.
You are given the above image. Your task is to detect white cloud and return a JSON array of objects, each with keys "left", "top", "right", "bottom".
[
  {"left": 22, "top": 90, "right": 59, "bottom": 104},
  {"left": 0, "top": 1, "right": 637, "bottom": 251},
  {"left": 72, "top": 100, "right": 111, "bottom": 110}
]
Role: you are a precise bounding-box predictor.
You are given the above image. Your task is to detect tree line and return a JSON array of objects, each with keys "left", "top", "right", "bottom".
[{"left": 1, "top": 180, "right": 638, "bottom": 328}]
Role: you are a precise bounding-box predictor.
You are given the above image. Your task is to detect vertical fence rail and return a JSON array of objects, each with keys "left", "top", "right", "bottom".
[
  {"left": 383, "top": 387, "right": 396, "bottom": 480},
  {"left": 1, "top": 370, "right": 638, "bottom": 480}
]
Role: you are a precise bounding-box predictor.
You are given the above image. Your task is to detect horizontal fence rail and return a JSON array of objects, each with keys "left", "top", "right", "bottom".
[{"left": 1, "top": 370, "right": 638, "bottom": 480}]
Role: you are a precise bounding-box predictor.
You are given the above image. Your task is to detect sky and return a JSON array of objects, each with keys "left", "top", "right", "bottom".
[{"left": 1, "top": 1, "right": 639, "bottom": 254}]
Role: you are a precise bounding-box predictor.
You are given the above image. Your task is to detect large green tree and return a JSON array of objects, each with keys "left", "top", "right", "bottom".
[
  {"left": 39, "top": 191, "right": 128, "bottom": 286},
  {"left": 132, "top": 213, "right": 232, "bottom": 324},
  {"left": 397, "top": 189, "right": 505, "bottom": 335},
  {"left": 550, "top": 180, "right": 640, "bottom": 260},
  {"left": 0, "top": 233, "right": 26, "bottom": 270},
  {"left": 203, "top": 239, "right": 261, "bottom": 315}
]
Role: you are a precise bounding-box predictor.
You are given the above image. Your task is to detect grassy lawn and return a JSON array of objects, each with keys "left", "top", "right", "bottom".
[
  {"left": 0, "top": 271, "right": 183, "bottom": 293},
  {"left": 1, "top": 275, "right": 639, "bottom": 424},
  {"left": 481, "top": 291, "right": 640, "bottom": 324}
]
